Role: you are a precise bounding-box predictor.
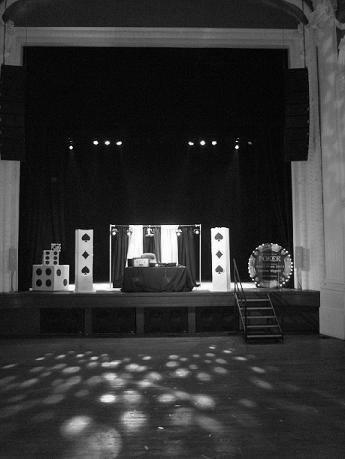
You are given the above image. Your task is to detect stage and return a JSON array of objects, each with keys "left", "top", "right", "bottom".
[{"left": 0, "top": 283, "right": 320, "bottom": 337}]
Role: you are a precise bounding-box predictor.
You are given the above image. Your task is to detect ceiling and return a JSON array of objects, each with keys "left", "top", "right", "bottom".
[{"left": 1, "top": 0, "right": 313, "bottom": 28}]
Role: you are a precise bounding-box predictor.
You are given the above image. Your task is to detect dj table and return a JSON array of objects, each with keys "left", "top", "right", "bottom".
[{"left": 122, "top": 266, "right": 195, "bottom": 292}]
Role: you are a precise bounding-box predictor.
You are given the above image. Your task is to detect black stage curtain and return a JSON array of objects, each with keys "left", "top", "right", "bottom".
[
  {"left": 178, "top": 227, "right": 199, "bottom": 285},
  {"left": 19, "top": 128, "right": 292, "bottom": 288},
  {"left": 111, "top": 227, "right": 129, "bottom": 288},
  {"left": 19, "top": 47, "right": 292, "bottom": 289}
]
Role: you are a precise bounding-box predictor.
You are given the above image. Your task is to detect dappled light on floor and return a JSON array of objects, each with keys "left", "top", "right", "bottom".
[
  {"left": 1, "top": 335, "right": 345, "bottom": 457},
  {"left": 99, "top": 393, "right": 117, "bottom": 404},
  {"left": 60, "top": 415, "right": 93, "bottom": 437}
]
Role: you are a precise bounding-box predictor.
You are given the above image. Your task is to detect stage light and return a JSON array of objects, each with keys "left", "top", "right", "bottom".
[
  {"left": 176, "top": 228, "right": 182, "bottom": 237},
  {"left": 248, "top": 140, "right": 253, "bottom": 146},
  {"left": 235, "top": 138, "right": 240, "bottom": 150},
  {"left": 188, "top": 141, "right": 194, "bottom": 146},
  {"left": 104, "top": 140, "right": 111, "bottom": 146},
  {"left": 200, "top": 140, "right": 206, "bottom": 146},
  {"left": 116, "top": 141, "right": 123, "bottom": 146},
  {"left": 111, "top": 227, "right": 118, "bottom": 236},
  {"left": 211, "top": 141, "right": 217, "bottom": 146},
  {"left": 68, "top": 145, "right": 74, "bottom": 150},
  {"left": 93, "top": 140, "right": 99, "bottom": 146},
  {"left": 126, "top": 228, "right": 132, "bottom": 237},
  {"left": 235, "top": 144, "right": 240, "bottom": 150}
]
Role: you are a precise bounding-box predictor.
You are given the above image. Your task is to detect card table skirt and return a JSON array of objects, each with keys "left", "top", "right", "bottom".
[{"left": 122, "top": 266, "right": 195, "bottom": 292}]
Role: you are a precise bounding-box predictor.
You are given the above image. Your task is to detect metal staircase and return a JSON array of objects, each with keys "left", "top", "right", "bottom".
[{"left": 233, "top": 259, "right": 283, "bottom": 343}]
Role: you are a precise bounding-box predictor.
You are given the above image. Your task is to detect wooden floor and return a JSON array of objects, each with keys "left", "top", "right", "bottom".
[{"left": 0, "top": 335, "right": 344, "bottom": 458}]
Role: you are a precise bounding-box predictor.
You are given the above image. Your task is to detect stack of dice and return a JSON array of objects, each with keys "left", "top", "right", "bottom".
[{"left": 32, "top": 243, "right": 69, "bottom": 291}]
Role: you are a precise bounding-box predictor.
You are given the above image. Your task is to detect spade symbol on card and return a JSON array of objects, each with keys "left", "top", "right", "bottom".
[
  {"left": 216, "top": 265, "right": 224, "bottom": 274},
  {"left": 215, "top": 233, "right": 223, "bottom": 241},
  {"left": 81, "top": 266, "right": 90, "bottom": 275},
  {"left": 82, "top": 233, "right": 91, "bottom": 242}
]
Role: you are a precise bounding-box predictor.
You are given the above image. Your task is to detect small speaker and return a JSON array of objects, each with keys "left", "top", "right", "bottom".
[
  {"left": 0, "top": 64, "right": 26, "bottom": 161},
  {"left": 283, "top": 68, "right": 309, "bottom": 161},
  {"left": 294, "top": 246, "right": 310, "bottom": 271},
  {"left": 8, "top": 247, "right": 17, "bottom": 272},
  {"left": 294, "top": 246, "right": 304, "bottom": 269}
]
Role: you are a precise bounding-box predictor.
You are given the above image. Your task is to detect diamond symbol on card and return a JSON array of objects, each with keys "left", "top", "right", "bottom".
[
  {"left": 216, "top": 251, "right": 223, "bottom": 258},
  {"left": 216, "top": 265, "right": 224, "bottom": 274},
  {"left": 81, "top": 266, "right": 90, "bottom": 275},
  {"left": 82, "top": 233, "right": 91, "bottom": 242},
  {"left": 82, "top": 251, "right": 89, "bottom": 259},
  {"left": 215, "top": 233, "right": 223, "bottom": 241}
]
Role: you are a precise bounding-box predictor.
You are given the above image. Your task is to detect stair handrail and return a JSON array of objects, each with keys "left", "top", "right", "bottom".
[
  {"left": 233, "top": 259, "right": 248, "bottom": 338},
  {"left": 267, "top": 293, "right": 284, "bottom": 338}
]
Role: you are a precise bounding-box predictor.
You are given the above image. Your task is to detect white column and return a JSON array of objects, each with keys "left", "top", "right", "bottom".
[
  {"left": 0, "top": 160, "right": 20, "bottom": 292},
  {"left": 0, "top": 11, "right": 22, "bottom": 292},
  {"left": 290, "top": 25, "right": 324, "bottom": 291},
  {"left": 311, "top": 0, "right": 345, "bottom": 339}
]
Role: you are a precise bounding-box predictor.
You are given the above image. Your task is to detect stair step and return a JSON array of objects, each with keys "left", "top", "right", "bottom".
[
  {"left": 240, "top": 307, "right": 272, "bottom": 310},
  {"left": 245, "top": 298, "right": 270, "bottom": 302},
  {"left": 247, "top": 324, "right": 279, "bottom": 328},
  {"left": 246, "top": 334, "right": 283, "bottom": 339},
  {"left": 246, "top": 315, "right": 276, "bottom": 319}
]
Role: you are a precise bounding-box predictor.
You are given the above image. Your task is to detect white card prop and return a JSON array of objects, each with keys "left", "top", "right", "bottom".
[
  {"left": 75, "top": 229, "right": 94, "bottom": 292},
  {"left": 211, "top": 227, "right": 231, "bottom": 292},
  {"left": 32, "top": 264, "right": 69, "bottom": 291}
]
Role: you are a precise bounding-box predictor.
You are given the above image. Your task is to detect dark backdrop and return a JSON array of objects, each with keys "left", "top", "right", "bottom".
[{"left": 19, "top": 47, "right": 292, "bottom": 289}]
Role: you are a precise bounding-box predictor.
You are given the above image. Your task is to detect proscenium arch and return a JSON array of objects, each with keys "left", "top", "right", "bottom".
[
  {"left": 2, "top": 25, "right": 316, "bottom": 292},
  {"left": 1, "top": 0, "right": 313, "bottom": 27}
]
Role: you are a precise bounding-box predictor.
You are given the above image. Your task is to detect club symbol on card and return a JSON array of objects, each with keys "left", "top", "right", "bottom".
[
  {"left": 82, "top": 233, "right": 91, "bottom": 242},
  {"left": 81, "top": 266, "right": 90, "bottom": 275},
  {"left": 215, "top": 233, "right": 223, "bottom": 241},
  {"left": 216, "top": 265, "right": 224, "bottom": 274},
  {"left": 216, "top": 251, "right": 223, "bottom": 258},
  {"left": 82, "top": 251, "right": 89, "bottom": 259}
]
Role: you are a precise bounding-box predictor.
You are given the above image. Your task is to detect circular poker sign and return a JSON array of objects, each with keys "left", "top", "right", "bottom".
[{"left": 248, "top": 243, "right": 293, "bottom": 288}]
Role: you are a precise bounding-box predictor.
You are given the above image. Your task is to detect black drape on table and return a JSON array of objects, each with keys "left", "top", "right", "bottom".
[
  {"left": 111, "top": 226, "right": 129, "bottom": 287},
  {"left": 178, "top": 227, "right": 198, "bottom": 285}
]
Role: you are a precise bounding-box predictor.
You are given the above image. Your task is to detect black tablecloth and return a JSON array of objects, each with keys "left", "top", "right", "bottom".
[{"left": 122, "top": 266, "right": 195, "bottom": 292}]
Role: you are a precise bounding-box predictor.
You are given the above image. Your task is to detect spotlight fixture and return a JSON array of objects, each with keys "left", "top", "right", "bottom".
[
  {"left": 116, "top": 141, "right": 123, "bottom": 146},
  {"left": 104, "top": 140, "right": 111, "bottom": 146},
  {"left": 126, "top": 228, "right": 132, "bottom": 237},
  {"left": 111, "top": 227, "right": 118, "bottom": 236},
  {"left": 248, "top": 140, "right": 253, "bottom": 146},
  {"left": 193, "top": 226, "right": 200, "bottom": 235},
  {"left": 235, "top": 138, "right": 240, "bottom": 150},
  {"left": 93, "top": 140, "right": 99, "bottom": 146},
  {"left": 67, "top": 138, "right": 74, "bottom": 150},
  {"left": 211, "top": 140, "right": 217, "bottom": 146},
  {"left": 188, "top": 141, "right": 195, "bottom": 146},
  {"left": 176, "top": 228, "right": 182, "bottom": 237},
  {"left": 200, "top": 140, "right": 206, "bottom": 146}
]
